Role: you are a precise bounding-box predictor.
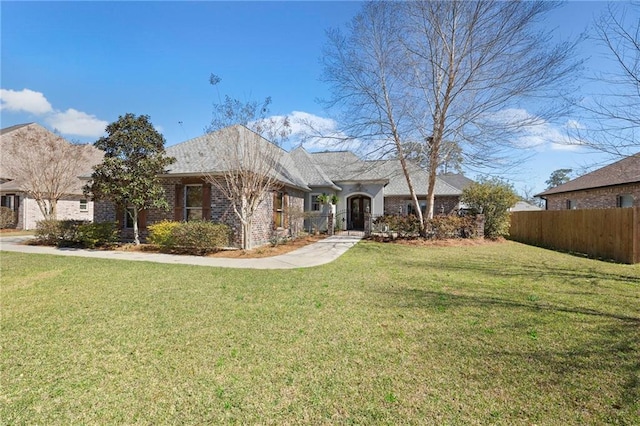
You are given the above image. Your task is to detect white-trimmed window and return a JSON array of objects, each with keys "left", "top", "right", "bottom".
[
  {"left": 79, "top": 199, "right": 88, "bottom": 212},
  {"left": 274, "top": 191, "right": 285, "bottom": 228},
  {"left": 566, "top": 199, "right": 575, "bottom": 210},
  {"left": 311, "top": 194, "right": 321, "bottom": 211},
  {"left": 616, "top": 194, "right": 633, "bottom": 208},
  {"left": 184, "top": 185, "right": 203, "bottom": 221}
]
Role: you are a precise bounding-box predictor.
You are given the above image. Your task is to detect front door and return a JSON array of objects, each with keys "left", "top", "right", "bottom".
[{"left": 349, "top": 195, "right": 371, "bottom": 230}]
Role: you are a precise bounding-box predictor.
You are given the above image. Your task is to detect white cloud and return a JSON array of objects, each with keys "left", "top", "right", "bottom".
[
  {"left": 283, "top": 111, "right": 360, "bottom": 151},
  {"left": 1, "top": 87, "right": 108, "bottom": 138},
  {"left": 45, "top": 109, "right": 108, "bottom": 137},
  {"left": 0, "top": 88, "right": 53, "bottom": 115}
]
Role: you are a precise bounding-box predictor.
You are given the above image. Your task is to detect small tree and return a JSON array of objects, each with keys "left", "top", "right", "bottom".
[
  {"left": 85, "top": 113, "right": 175, "bottom": 245},
  {"left": 3, "top": 125, "right": 101, "bottom": 221},
  {"left": 205, "top": 75, "right": 291, "bottom": 250},
  {"left": 461, "top": 177, "right": 519, "bottom": 239}
]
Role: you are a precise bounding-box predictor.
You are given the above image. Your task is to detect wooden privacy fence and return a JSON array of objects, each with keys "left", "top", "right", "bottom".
[{"left": 509, "top": 207, "right": 640, "bottom": 264}]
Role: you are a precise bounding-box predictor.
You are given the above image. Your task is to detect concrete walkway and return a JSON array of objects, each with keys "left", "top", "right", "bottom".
[{"left": 0, "top": 234, "right": 363, "bottom": 269}]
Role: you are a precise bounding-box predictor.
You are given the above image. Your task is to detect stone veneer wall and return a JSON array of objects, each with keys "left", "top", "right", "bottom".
[
  {"left": 544, "top": 183, "right": 640, "bottom": 210},
  {"left": 384, "top": 196, "right": 460, "bottom": 216}
]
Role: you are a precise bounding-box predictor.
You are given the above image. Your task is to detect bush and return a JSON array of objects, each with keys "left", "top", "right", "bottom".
[
  {"left": 35, "top": 220, "right": 118, "bottom": 248},
  {"left": 461, "top": 177, "right": 519, "bottom": 239},
  {"left": 373, "top": 215, "right": 421, "bottom": 237},
  {"left": 77, "top": 222, "right": 119, "bottom": 248},
  {"left": 147, "top": 220, "right": 180, "bottom": 246},
  {"left": 426, "top": 215, "right": 477, "bottom": 239},
  {"left": 0, "top": 206, "right": 16, "bottom": 229},
  {"left": 149, "top": 221, "right": 231, "bottom": 255}
]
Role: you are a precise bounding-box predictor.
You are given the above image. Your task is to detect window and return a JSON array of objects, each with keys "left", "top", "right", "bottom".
[
  {"left": 565, "top": 199, "right": 575, "bottom": 210},
  {"left": 616, "top": 194, "right": 633, "bottom": 208},
  {"left": 311, "top": 194, "right": 321, "bottom": 211},
  {"left": 185, "top": 185, "right": 203, "bottom": 221},
  {"left": 79, "top": 199, "right": 88, "bottom": 212},
  {"left": 274, "top": 191, "right": 284, "bottom": 228},
  {"left": 407, "top": 202, "right": 426, "bottom": 216},
  {"left": 124, "top": 207, "right": 135, "bottom": 228}
]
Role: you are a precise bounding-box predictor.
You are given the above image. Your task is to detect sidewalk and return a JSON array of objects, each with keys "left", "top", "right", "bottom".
[{"left": 0, "top": 234, "right": 363, "bottom": 269}]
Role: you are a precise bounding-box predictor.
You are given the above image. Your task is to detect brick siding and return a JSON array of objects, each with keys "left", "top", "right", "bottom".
[
  {"left": 544, "top": 183, "right": 640, "bottom": 210},
  {"left": 384, "top": 196, "right": 460, "bottom": 216}
]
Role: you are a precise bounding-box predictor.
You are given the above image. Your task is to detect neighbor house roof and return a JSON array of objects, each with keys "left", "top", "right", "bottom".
[
  {"left": 165, "top": 125, "right": 311, "bottom": 192},
  {"left": 0, "top": 123, "right": 103, "bottom": 194},
  {"left": 537, "top": 153, "right": 640, "bottom": 197}
]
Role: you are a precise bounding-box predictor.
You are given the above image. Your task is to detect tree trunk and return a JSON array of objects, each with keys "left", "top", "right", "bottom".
[{"left": 132, "top": 208, "right": 140, "bottom": 245}]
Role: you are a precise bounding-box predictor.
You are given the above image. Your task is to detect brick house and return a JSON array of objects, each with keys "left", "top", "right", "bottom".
[
  {"left": 0, "top": 123, "right": 103, "bottom": 229},
  {"left": 94, "top": 125, "right": 469, "bottom": 247},
  {"left": 536, "top": 153, "right": 640, "bottom": 210}
]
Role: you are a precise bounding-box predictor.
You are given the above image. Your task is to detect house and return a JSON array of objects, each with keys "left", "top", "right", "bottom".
[
  {"left": 93, "top": 125, "right": 470, "bottom": 247},
  {"left": 536, "top": 153, "right": 640, "bottom": 210},
  {"left": 0, "top": 123, "right": 103, "bottom": 229}
]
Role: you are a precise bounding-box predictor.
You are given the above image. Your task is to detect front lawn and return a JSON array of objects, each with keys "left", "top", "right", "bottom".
[{"left": 1, "top": 241, "right": 638, "bottom": 424}]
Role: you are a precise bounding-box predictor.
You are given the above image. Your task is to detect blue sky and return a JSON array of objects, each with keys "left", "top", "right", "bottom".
[{"left": 0, "top": 1, "right": 631, "bottom": 195}]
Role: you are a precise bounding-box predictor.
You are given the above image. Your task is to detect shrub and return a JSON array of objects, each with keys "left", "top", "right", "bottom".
[
  {"left": 147, "top": 220, "right": 180, "bottom": 247},
  {"left": 150, "top": 221, "right": 231, "bottom": 255},
  {"left": 461, "top": 177, "right": 519, "bottom": 239},
  {"left": 77, "top": 222, "right": 119, "bottom": 248},
  {"left": 426, "top": 215, "right": 477, "bottom": 239},
  {"left": 35, "top": 220, "right": 118, "bottom": 248},
  {"left": 0, "top": 206, "right": 16, "bottom": 229},
  {"left": 373, "top": 215, "right": 421, "bottom": 237},
  {"left": 35, "top": 219, "right": 64, "bottom": 245}
]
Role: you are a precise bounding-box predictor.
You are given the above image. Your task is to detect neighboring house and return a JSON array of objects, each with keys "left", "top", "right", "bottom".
[
  {"left": 536, "top": 153, "right": 640, "bottom": 210},
  {"left": 94, "top": 125, "right": 471, "bottom": 247},
  {"left": 509, "top": 200, "right": 543, "bottom": 212},
  {"left": 0, "top": 123, "right": 102, "bottom": 229}
]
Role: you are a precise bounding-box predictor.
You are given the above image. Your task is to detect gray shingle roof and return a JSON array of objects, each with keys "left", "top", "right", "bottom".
[
  {"left": 537, "top": 153, "right": 640, "bottom": 197},
  {"left": 166, "top": 125, "right": 310, "bottom": 191},
  {"left": 290, "top": 147, "right": 340, "bottom": 189},
  {"left": 439, "top": 173, "right": 475, "bottom": 191}
]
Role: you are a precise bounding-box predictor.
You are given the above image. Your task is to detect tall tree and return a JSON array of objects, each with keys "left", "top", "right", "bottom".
[
  {"left": 568, "top": 3, "right": 639, "bottom": 156},
  {"left": 2, "top": 125, "right": 101, "bottom": 221},
  {"left": 205, "top": 75, "right": 291, "bottom": 250},
  {"left": 85, "top": 113, "right": 175, "bottom": 245},
  {"left": 322, "top": 0, "right": 580, "bottom": 222},
  {"left": 545, "top": 168, "right": 573, "bottom": 189}
]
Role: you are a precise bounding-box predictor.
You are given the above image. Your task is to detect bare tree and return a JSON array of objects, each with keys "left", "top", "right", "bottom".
[
  {"left": 322, "top": 2, "right": 427, "bottom": 231},
  {"left": 322, "top": 1, "right": 581, "bottom": 221},
  {"left": 568, "top": 2, "right": 639, "bottom": 156},
  {"left": 205, "top": 75, "right": 291, "bottom": 249},
  {"left": 3, "top": 125, "right": 101, "bottom": 221}
]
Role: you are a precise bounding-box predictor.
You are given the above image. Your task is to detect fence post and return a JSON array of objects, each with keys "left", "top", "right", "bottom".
[{"left": 364, "top": 212, "right": 371, "bottom": 237}]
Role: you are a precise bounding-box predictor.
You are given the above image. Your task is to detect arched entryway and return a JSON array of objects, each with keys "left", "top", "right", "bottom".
[{"left": 348, "top": 195, "right": 371, "bottom": 230}]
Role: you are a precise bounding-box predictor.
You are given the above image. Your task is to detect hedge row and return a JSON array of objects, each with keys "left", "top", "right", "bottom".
[
  {"left": 372, "top": 214, "right": 478, "bottom": 239},
  {"left": 148, "top": 220, "right": 231, "bottom": 255},
  {"left": 35, "top": 220, "right": 119, "bottom": 248}
]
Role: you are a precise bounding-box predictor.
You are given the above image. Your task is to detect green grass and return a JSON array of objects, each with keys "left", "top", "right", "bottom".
[{"left": 1, "top": 241, "right": 638, "bottom": 425}]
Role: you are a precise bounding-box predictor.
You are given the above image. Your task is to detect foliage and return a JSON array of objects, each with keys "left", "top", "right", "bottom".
[
  {"left": 148, "top": 221, "right": 231, "bottom": 255},
  {"left": 461, "top": 177, "right": 520, "bottom": 239},
  {"left": 426, "top": 215, "right": 477, "bottom": 239},
  {"left": 85, "top": 113, "right": 175, "bottom": 245},
  {"left": 34, "top": 220, "right": 118, "bottom": 248},
  {"left": 0, "top": 206, "right": 15, "bottom": 229},
  {"left": 147, "top": 220, "right": 180, "bottom": 247},
  {"left": 373, "top": 214, "right": 478, "bottom": 239},
  {"left": 3, "top": 243, "right": 638, "bottom": 424},
  {"left": 545, "top": 168, "right": 573, "bottom": 189}
]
